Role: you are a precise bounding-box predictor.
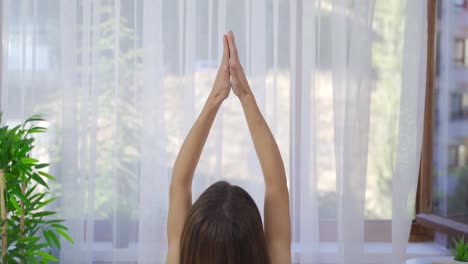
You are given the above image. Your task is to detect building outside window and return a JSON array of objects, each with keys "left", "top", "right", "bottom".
[{"left": 432, "top": 0, "right": 468, "bottom": 232}]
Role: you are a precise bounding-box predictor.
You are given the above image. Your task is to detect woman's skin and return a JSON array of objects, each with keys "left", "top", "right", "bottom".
[{"left": 167, "top": 31, "right": 291, "bottom": 264}]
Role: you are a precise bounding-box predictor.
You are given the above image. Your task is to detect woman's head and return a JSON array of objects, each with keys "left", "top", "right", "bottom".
[{"left": 180, "top": 181, "right": 269, "bottom": 264}]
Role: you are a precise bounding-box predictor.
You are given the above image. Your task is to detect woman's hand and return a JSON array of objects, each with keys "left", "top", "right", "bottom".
[
  {"left": 226, "top": 31, "right": 252, "bottom": 100},
  {"left": 209, "top": 35, "right": 231, "bottom": 105}
]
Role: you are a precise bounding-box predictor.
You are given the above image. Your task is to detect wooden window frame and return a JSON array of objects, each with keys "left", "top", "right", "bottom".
[{"left": 415, "top": 0, "right": 468, "bottom": 240}]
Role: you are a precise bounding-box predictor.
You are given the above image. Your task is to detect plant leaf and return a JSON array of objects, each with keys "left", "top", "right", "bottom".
[
  {"left": 36, "top": 251, "right": 58, "bottom": 262},
  {"left": 46, "top": 219, "right": 65, "bottom": 224},
  {"left": 47, "top": 230, "right": 61, "bottom": 249},
  {"left": 18, "top": 236, "right": 41, "bottom": 244},
  {"left": 24, "top": 115, "right": 45, "bottom": 124},
  {"left": 28, "top": 127, "right": 47, "bottom": 134},
  {"left": 25, "top": 184, "right": 38, "bottom": 197},
  {"left": 43, "top": 230, "right": 52, "bottom": 246},
  {"left": 38, "top": 171, "right": 56, "bottom": 181},
  {"left": 9, "top": 194, "right": 23, "bottom": 215},
  {"left": 51, "top": 224, "right": 68, "bottom": 231},
  {"left": 34, "top": 211, "right": 56, "bottom": 218},
  {"left": 25, "top": 255, "right": 40, "bottom": 264},
  {"left": 30, "top": 219, "right": 47, "bottom": 225},
  {"left": 26, "top": 242, "right": 49, "bottom": 251},
  {"left": 35, "top": 164, "right": 49, "bottom": 169},
  {"left": 56, "top": 228, "right": 74, "bottom": 244},
  {"left": 10, "top": 187, "right": 31, "bottom": 205},
  {"left": 21, "top": 157, "right": 39, "bottom": 164},
  {"left": 30, "top": 173, "right": 49, "bottom": 189}
]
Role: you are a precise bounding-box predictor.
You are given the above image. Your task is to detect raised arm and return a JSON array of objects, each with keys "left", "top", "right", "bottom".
[
  {"left": 166, "top": 35, "right": 231, "bottom": 264},
  {"left": 227, "top": 31, "right": 291, "bottom": 264}
]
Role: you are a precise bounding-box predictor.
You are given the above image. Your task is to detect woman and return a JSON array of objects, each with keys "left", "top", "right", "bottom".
[{"left": 166, "top": 32, "right": 291, "bottom": 264}]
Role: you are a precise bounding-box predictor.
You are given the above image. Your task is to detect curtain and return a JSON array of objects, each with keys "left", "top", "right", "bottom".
[{"left": 0, "top": 0, "right": 427, "bottom": 263}]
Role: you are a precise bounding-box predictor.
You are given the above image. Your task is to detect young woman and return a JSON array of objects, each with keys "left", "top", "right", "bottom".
[{"left": 166, "top": 32, "right": 291, "bottom": 264}]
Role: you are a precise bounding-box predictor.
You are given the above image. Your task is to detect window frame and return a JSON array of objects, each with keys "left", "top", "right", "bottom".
[{"left": 415, "top": 0, "right": 468, "bottom": 240}]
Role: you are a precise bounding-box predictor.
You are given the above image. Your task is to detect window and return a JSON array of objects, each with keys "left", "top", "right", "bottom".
[
  {"left": 450, "top": 92, "right": 468, "bottom": 119},
  {"left": 454, "top": 0, "right": 468, "bottom": 9},
  {"left": 454, "top": 38, "right": 466, "bottom": 65},
  {"left": 454, "top": 38, "right": 468, "bottom": 67},
  {"left": 416, "top": 0, "right": 468, "bottom": 242}
]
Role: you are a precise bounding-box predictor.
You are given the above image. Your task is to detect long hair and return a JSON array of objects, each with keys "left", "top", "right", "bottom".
[{"left": 179, "top": 181, "right": 269, "bottom": 264}]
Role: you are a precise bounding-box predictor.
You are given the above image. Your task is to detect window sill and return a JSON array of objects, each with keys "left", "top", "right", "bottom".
[
  {"left": 92, "top": 242, "right": 139, "bottom": 263},
  {"left": 416, "top": 213, "right": 468, "bottom": 236},
  {"left": 87, "top": 241, "right": 449, "bottom": 263},
  {"left": 291, "top": 242, "right": 449, "bottom": 264}
]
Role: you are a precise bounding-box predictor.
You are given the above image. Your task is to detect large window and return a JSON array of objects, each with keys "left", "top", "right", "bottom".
[{"left": 1, "top": 0, "right": 435, "bottom": 262}]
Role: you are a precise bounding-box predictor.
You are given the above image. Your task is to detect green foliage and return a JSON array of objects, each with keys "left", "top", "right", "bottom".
[
  {"left": 451, "top": 236, "right": 468, "bottom": 262},
  {"left": 0, "top": 112, "right": 73, "bottom": 263}
]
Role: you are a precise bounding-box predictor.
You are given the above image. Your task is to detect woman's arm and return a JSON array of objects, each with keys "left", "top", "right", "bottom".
[
  {"left": 166, "top": 35, "right": 231, "bottom": 264},
  {"left": 227, "top": 31, "right": 291, "bottom": 264}
]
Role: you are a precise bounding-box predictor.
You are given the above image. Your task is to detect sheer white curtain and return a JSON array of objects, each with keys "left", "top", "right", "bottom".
[{"left": 0, "top": 0, "right": 427, "bottom": 263}]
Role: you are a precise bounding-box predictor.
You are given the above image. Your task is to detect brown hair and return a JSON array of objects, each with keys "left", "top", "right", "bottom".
[{"left": 179, "top": 181, "right": 269, "bottom": 264}]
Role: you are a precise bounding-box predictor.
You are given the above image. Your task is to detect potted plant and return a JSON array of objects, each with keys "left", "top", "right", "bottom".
[
  {"left": 0, "top": 113, "right": 73, "bottom": 263},
  {"left": 451, "top": 236, "right": 468, "bottom": 263}
]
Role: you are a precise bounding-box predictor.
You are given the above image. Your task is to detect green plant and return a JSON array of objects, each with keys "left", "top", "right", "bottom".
[
  {"left": 0, "top": 112, "right": 73, "bottom": 263},
  {"left": 451, "top": 236, "right": 468, "bottom": 262}
]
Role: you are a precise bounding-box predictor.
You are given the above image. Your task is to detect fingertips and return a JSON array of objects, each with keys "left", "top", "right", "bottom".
[
  {"left": 223, "top": 35, "right": 229, "bottom": 55},
  {"left": 227, "top": 31, "right": 238, "bottom": 60},
  {"left": 221, "top": 35, "right": 229, "bottom": 64},
  {"left": 228, "top": 31, "right": 234, "bottom": 41},
  {"left": 228, "top": 31, "right": 236, "bottom": 46},
  {"left": 227, "top": 32, "right": 234, "bottom": 49}
]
